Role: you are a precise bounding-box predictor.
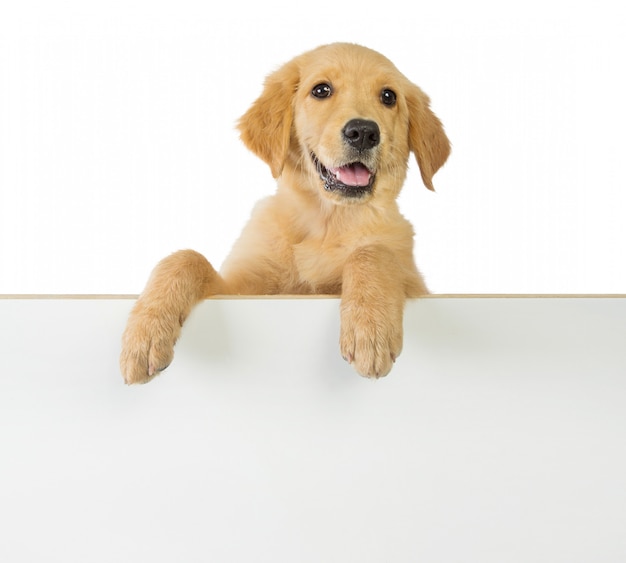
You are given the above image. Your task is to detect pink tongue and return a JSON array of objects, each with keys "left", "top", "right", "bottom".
[{"left": 332, "top": 163, "right": 371, "bottom": 187}]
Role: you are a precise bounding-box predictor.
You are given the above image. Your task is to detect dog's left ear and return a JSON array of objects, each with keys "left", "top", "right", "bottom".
[
  {"left": 237, "top": 60, "right": 300, "bottom": 179},
  {"left": 407, "top": 85, "right": 451, "bottom": 191}
]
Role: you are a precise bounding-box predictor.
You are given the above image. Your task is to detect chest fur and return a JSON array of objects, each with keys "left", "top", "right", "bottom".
[{"left": 292, "top": 237, "right": 349, "bottom": 288}]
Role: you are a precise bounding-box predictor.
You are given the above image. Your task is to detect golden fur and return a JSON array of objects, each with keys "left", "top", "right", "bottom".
[{"left": 120, "top": 43, "right": 450, "bottom": 383}]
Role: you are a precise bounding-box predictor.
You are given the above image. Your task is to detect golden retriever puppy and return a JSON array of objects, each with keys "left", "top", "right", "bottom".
[{"left": 120, "top": 42, "right": 450, "bottom": 384}]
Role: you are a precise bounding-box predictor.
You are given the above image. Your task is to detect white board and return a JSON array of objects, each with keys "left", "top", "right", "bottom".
[{"left": 1, "top": 296, "right": 625, "bottom": 562}]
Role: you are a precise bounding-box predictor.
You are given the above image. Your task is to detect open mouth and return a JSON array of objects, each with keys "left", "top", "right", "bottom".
[{"left": 311, "top": 153, "right": 375, "bottom": 198}]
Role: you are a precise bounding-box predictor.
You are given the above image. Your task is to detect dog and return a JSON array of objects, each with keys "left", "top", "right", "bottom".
[{"left": 120, "top": 42, "right": 450, "bottom": 384}]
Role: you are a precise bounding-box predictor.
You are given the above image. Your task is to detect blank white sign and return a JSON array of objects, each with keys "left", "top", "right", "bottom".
[{"left": 1, "top": 296, "right": 625, "bottom": 562}]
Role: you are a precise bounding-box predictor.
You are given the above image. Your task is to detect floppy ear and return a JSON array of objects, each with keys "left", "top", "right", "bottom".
[
  {"left": 237, "top": 60, "right": 300, "bottom": 179},
  {"left": 407, "top": 85, "right": 451, "bottom": 191}
]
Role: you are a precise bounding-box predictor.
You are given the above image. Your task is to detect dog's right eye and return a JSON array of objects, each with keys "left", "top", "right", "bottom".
[{"left": 311, "top": 83, "right": 333, "bottom": 99}]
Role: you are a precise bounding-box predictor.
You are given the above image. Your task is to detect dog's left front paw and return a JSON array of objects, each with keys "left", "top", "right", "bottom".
[{"left": 340, "top": 308, "right": 402, "bottom": 379}]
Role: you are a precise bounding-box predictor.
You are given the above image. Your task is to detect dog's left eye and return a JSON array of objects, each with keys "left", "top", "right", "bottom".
[
  {"left": 312, "top": 83, "right": 333, "bottom": 99},
  {"left": 380, "top": 89, "right": 397, "bottom": 107}
]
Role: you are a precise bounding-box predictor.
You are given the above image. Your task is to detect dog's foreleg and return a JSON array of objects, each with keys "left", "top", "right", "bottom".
[
  {"left": 120, "top": 249, "right": 225, "bottom": 384},
  {"left": 339, "top": 245, "right": 407, "bottom": 378}
]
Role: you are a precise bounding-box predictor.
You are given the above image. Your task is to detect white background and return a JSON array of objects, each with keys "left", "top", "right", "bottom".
[{"left": 1, "top": 0, "right": 625, "bottom": 294}]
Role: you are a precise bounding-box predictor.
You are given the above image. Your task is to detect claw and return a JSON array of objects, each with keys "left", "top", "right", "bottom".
[{"left": 148, "top": 362, "right": 170, "bottom": 378}]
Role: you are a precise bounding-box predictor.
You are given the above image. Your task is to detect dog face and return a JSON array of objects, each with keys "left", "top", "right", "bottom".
[{"left": 238, "top": 43, "right": 450, "bottom": 205}]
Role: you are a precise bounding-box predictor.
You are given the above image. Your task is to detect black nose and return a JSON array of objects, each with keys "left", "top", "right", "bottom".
[{"left": 342, "top": 119, "right": 380, "bottom": 151}]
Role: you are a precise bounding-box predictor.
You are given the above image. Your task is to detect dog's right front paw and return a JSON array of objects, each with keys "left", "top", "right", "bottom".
[{"left": 119, "top": 312, "right": 180, "bottom": 384}]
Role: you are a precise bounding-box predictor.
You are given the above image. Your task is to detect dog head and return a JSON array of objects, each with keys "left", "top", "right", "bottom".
[{"left": 238, "top": 43, "right": 450, "bottom": 204}]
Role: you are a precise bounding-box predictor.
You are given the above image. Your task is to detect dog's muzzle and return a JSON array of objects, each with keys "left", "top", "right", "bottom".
[{"left": 311, "top": 153, "right": 376, "bottom": 198}]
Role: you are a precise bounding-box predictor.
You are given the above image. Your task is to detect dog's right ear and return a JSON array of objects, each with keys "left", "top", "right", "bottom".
[{"left": 237, "top": 60, "right": 300, "bottom": 179}]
